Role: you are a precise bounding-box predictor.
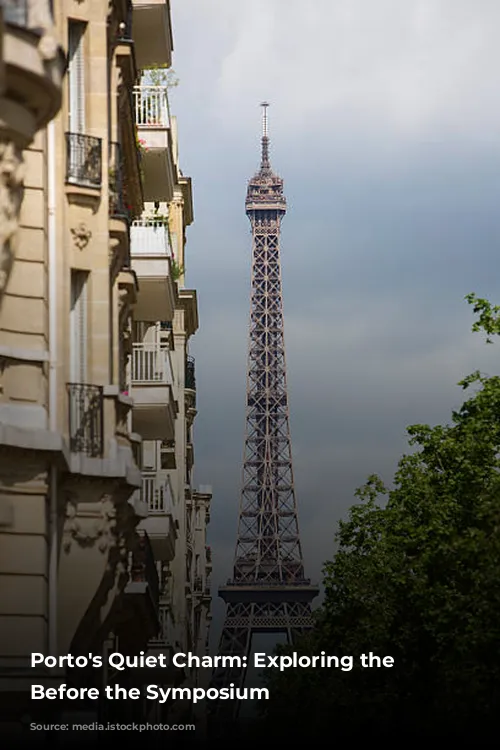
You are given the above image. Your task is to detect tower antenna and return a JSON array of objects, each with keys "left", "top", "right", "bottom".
[
  {"left": 260, "top": 101, "right": 270, "bottom": 168},
  {"left": 260, "top": 100, "right": 269, "bottom": 138}
]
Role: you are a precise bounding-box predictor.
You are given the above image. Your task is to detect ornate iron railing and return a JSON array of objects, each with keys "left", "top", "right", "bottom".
[
  {"left": 130, "top": 530, "right": 159, "bottom": 607},
  {"left": 109, "top": 141, "right": 129, "bottom": 220},
  {"left": 67, "top": 383, "right": 104, "bottom": 457},
  {"left": 185, "top": 355, "right": 196, "bottom": 391},
  {"left": 65, "top": 132, "right": 102, "bottom": 188}
]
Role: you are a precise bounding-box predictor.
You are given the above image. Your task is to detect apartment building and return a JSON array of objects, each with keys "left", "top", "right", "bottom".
[{"left": 0, "top": 0, "right": 211, "bottom": 733}]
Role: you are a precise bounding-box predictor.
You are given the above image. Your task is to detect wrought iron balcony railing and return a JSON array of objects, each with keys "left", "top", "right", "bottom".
[
  {"left": 131, "top": 343, "right": 173, "bottom": 385},
  {"left": 109, "top": 141, "right": 129, "bottom": 221},
  {"left": 67, "top": 383, "right": 104, "bottom": 457},
  {"left": 130, "top": 530, "right": 159, "bottom": 607},
  {"left": 65, "top": 132, "right": 102, "bottom": 188},
  {"left": 134, "top": 85, "right": 170, "bottom": 128},
  {"left": 185, "top": 355, "right": 196, "bottom": 391}
]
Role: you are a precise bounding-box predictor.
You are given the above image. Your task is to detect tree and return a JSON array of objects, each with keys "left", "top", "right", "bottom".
[{"left": 260, "top": 296, "right": 500, "bottom": 739}]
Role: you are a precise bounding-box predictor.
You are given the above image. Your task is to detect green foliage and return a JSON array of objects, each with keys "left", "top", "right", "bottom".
[
  {"left": 171, "top": 259, "right": 184, "bottom": 282},
  {"left": 465, "top": 292, "right": 500, "bottom": 342},
  {"left": 260, "top": 295, "right": 500, "bottom": 739},
  {"left": 142, "top": 65, "right": 179, "bottom": 89}
]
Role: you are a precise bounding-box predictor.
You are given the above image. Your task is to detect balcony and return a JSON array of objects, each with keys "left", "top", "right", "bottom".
[
  {"left": 139, "top": 473, "right": 177, "bottom": 561},
  {"left": 130, "top": 218, "right": 175, "bottom": 322},
  {"left": 185, "top": 355, "right": 196, "bottom": 415},
  {"left": 185, "top": 356, "right": 196, "bottom": 391},
  {"left": 67, "top": 383, "right": 104, "bottom": 458},
  {"left": 178, "top": 289, "right": 199, "bottom": 338},
  {"left": 65, "top": 133, "right": 102, "bottom": 189},
  {"left": 160, "top": 439, "right": 176, "bottom": 469},
  {"left": 134, "top": 85, "right": 175, "bottom": 202},
  {"left": 131, "top": 0, "right": 173, "bottom": 70},
  {"left": 186, "top": 441, "right": 194, "bottom": 471},
  {"left": 121, "top": 529, "right": 160, "bottom": 646},
  {"left": 1, "top": 0, "right": 65, "bottom": 146},
  {"left": 114, "top": 2, "right": 136, "bottom": 88},
  {"left": 109, "top": 141, "right": 130, "bottom": 277},
  {"left": 130, "top": 343, "right": 176, "bottom": 440},
  {"left": 109, "top": 141, "right": 130, "bottom": 222}
]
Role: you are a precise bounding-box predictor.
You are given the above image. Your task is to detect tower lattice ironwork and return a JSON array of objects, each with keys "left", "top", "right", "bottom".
[{"left": 211, "top": 103, "right": 319, "bottom": 721}]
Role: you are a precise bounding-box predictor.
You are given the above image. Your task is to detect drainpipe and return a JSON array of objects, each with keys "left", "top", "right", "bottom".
[{"left": 47, "top": 119, "right": 58, "bottom": 655}]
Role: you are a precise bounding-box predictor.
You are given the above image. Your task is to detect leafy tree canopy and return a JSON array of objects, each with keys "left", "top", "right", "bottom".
[{"left": 260, "top": 295, "right": 500, "bottom": 740}]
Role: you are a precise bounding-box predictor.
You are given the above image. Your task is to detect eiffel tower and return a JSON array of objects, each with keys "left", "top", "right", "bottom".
[{"left": 210, "top": 103, "right": 319, "bottom": 722}]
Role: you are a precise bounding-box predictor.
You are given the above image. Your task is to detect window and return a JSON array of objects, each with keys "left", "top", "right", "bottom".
[
  {"left": 68, "top": 20, "right": 86, "bottom": 133},
  {"left": 70, "top": 271, "right": 88, "bottom": 384}
]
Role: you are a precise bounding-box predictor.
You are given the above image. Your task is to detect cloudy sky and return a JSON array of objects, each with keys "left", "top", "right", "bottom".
[{"left": 168, "top": 0, "right": 500, "bottom": 636}]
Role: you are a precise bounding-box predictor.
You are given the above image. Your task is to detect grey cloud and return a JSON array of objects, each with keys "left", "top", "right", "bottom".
[{"left": 170, "top": 0, "right": 500, "bottom": 645}]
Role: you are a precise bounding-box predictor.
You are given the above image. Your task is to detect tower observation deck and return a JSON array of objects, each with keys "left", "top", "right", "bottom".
[{"left": 210, "top": 103, "right": 319, "bottom": 723}]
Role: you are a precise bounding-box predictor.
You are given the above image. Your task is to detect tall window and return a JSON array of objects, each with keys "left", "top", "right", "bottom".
[
  {"left": 68, "top": 20, "right": 86, "bottom": 133},
  {"left": 70, "top": 271, "right": 88, "bottom": 384}
]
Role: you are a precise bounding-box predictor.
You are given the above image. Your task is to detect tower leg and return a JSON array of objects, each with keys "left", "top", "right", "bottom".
[{"left": 209, "top": 599, "right": 315, "bottom": 730}]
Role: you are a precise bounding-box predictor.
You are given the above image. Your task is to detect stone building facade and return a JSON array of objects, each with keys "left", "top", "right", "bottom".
[{"left": 0, "top": 0, "right": 211, "bottom": 732}]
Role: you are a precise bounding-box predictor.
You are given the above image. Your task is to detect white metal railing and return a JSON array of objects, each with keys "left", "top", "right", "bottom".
[
  {"left": 131, "top": 343, "right": 173, "bottom": 385},
  {"left": 134, "top": 86, "right": 170, "bottom": 128},
  {"left": 130, "top": 218, "right": 172, "bottom": 257},
  {"left": 142, "top": 473, "right": 164, "bottom": 513},
  {"left": 142, "top": 472, "right": 174, "bottom": 514}
]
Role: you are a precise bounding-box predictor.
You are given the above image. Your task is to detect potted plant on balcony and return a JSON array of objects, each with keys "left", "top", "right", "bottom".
[
  {"left": 134, "top": 127, "right": 147, "bottom": 157},
  {"left": 143, "top": 65, "right": 179, "bottom": 89},
  {"left": 171, "top": 258, "right": 184, "bottom": 282}
]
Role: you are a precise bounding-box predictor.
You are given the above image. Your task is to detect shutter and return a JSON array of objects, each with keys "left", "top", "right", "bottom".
[{"left": 68, "top": 21, "right": 86, "bottom": 133}]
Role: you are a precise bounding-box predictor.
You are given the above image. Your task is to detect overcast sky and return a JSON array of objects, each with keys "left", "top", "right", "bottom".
[{"left": 168, "top": 0, "right": 500, "bottom": 636}]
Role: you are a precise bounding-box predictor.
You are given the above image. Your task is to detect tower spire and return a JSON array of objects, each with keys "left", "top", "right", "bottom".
[{"left": 260, "top": 101, "right": 270, "bottom": 170}]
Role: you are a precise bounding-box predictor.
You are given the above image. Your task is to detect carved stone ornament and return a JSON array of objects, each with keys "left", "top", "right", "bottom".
[
  {"left": 62, "top": 495, "right": 117, "bottom": 553},
  {"left": 0, "top": 141, "right": 25, "bottom": 298},
  {"left": 71, "top": 222, "right": 92, "bottom": 251}
]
